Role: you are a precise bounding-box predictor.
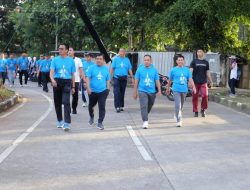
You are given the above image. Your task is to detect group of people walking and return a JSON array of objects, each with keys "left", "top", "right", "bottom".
[{"left": 1, "top": 46, "right": 213, "bottom": 131}]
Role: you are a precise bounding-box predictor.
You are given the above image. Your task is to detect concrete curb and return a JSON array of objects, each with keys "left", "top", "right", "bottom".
[
  {"left": 209, "top": 94, "right": 250, "bottom": 115},
  {"left": 0, "top": 94, "right": 21, "bottom": 113}
]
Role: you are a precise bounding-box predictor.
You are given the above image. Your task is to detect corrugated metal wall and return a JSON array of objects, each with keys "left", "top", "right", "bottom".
[{"left": 137, "top": 52, "right": 175, "bottom": 76}]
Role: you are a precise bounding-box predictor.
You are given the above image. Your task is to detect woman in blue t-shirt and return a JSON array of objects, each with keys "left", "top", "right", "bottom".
[{"left": 167, "top": 54, "right": 196, "bottom": 127}]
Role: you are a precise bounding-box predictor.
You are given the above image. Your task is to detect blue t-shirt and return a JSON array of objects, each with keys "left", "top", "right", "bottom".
[
  {"left": 7, "top": 58, "right": 17, "bottom": 71},
  {"left": 111, "top": 56, "right": 132, "bottom": 78},
  {"left": 135, "top": 64, "right": 159, "bottom": 93},
  {"left": 18, "top": 57, "right": 29, "bottom": 70},
  {"left": 169, "top": 66, "right": 192, "bottom": 93},
  {"left": 50, "top": 56, "right": 76, "bottom": 79},
  {"left": 40, "top": 59, "right": 51, "bottom": 72},
  {"left": 83, "top": 60, "right": 95, "bottom": 75},
  {"left": 0, "top": 59, "right": 7, "bottom": 72},
  {"left": 36, "top": 59, "right": 43, "bottom": 69},
  {"left": 87, "top": 64, "right": 110, "bottom": 93}
]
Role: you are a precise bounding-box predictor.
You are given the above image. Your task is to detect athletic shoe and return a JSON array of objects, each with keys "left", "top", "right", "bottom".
[
  {"left": 88, "top": 117, "right": 94, "bottom": 126},
  {"left": 142, "top": 121, "right": 149, "bottom": 129},
  {"left": 63, "top": 123, "right": 71, "bottom": 131},
  {"left": 176, "top": 121, "right": 182, "bottom": 127},
  {"left": 194, "top": 112, "right": 198, "bottom": 117},
  {"left": 201, "top": 110, "right": 206, "bottom": 117},
  {"left": 72, "top": 109, "right": 77, "bottom": 114},
  {"left": 97, "top": 123, "right": 104, "bottom": 130},
  {"left": 82, "top": 102, "right": 87, "bottom": 107},
  {"left": 57, "top": 120, "right": 64, "bottom": 128},
  {"left": 120, "top": 107, "right": 124, "bottom": 111},
  {"left": 116, "top": 107, "right": 120, "bottom": 113}
]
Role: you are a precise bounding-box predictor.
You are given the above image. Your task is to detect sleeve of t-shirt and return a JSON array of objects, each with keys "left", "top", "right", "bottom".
[
  {"left": 135, "top": 69, "right": 140, "bottom": 80},
  {"left": 50, "top": 59, "right": 55, "bottom": 70},
  {"left": 128, "top": 58, "right": 132, "bottom": 70},
  {"left": 155, "top": 69, "right": 159, "bottom": 81},
  {"left": 206, "top": 61, "right": 210, "bottom": 71},
  {"left": 106, "top": 67, "right": 111, "bottom": 81},
  {"left": 86, "top": 66, "right": 92, "bottom": 78},
  {"left": 187, "top": 68, "right": 192, "bottom": 79},
  {"left": 169, "top": 69, "right": 174, "bottom": 81},
  {"left": 78, "top": 59, "right": 83, "bottom": 68},
  {"left": 71, "top": 60, "right": 76, "bottom": 73},
  {"left": 111, "top": 58, "right": 116, "bottom": 69},
  {"left": 190, "top": 60, "right": 195, "bottom": 69}
]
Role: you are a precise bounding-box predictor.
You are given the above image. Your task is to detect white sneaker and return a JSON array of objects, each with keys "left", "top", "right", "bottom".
[
  {"left": 142, "top": 121, "right": 149, "bottom": 129},
  {"left": 177, "top": 121, "right": 182, "bottom": 127},
  {"left": 82, "top": 102, "right": 87, "bottom": 107}
]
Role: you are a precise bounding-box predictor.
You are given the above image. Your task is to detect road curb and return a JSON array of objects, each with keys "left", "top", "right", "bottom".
[
  {"left": 210, "top": 94, "right": 250, "bottom": 114},
  {"left": 0, "top": 94, "right": 22, "bottom": 113}
]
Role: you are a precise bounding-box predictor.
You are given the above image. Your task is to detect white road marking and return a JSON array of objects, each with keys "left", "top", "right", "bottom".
[
  {"left": 0, "top": 98, "right": 27, "bottom": 119},
  {"left": 126, "top": 126, "right": 153, "bottom": 161},
  {"left": 0, "top": 93, "right": 53, "bottom": 164}
]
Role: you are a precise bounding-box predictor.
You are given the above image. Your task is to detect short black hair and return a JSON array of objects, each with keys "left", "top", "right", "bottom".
[
  {"left": 174, "top": 54, "right": 185, "bottom": 62},
  {"left": 144, "top": 54, "right": 152, "bottom": 59},
  {"left": 96, "top": 53, "right": 105, "bottom": 59},
  {"left": 59, "top": 43, "right": 69, "bottom": 50}
]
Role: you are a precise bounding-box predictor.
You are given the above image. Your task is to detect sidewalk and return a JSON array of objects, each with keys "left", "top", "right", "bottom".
[{"left": 209, "top": 87, "right": 250, "bottom": 114}]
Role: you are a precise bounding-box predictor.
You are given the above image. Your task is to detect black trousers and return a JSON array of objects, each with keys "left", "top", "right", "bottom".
[
  {"left": 88, "top": 89, "right": 109, "bottom": 124},
  {"left": 53, "top": 79, "right": 72, "bottom": 124},
  {"left": 38, "top": 71, "right": 42, "bottom": 86},
  {"left": 72, "top": 82, "right": 79, "bottom": 111},
  {"left": 19, "top": 70, "right": 28, "bottom": 85},
  {"left": 113, "top": 77, "right": 127, "bottom": 108},
  {"left": 229, "top": 78, "right": 237, "bottom": 95},
  {"left": 81, "top": 79, "right": 87, "bottom": 103},
  {"left": 41, "top": 72, "right": 50, "bottom": 92},
  {"left": 0, "top": 72, "right": 7, "bottom": 85}
]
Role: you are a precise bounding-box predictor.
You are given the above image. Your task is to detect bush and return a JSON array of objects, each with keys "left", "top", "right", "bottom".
[{"left": 0, "top": 86, "right": 15, "bottom": 103}]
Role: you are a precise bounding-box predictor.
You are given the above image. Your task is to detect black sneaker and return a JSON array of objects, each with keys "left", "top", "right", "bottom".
[
  {"left": 201, "top": 110, "right": 206, "bottom": 117},
  {"left": 97, "top": 123, "right": 104, "bottom": 130},
  {"left": 88, "top": 117, "right": 94, "bottom": 126},
  {"left": 116, "top": 108, "right": 120, "bottom": 113},
  {"left": 120, "top": 107, "right": 124, "bottom": 111},
  {"left": 194, "top": 112, "right": 198, "bottom": 117},
  {"left": 72, "top": 109, "right": 77, "bottom": 114}
]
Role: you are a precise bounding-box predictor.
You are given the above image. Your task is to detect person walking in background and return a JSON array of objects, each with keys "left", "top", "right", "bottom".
[
  {"left": 17, "top": 53, "right": 29, "bottom": 87},
  {"left": 81, "top": 52, "right": 95, "bottom": 107},
  {"left": 69, "top": 47, "right": 85, "bottom": 114},
  {"left": 190, "top": 48, "right": 213, "bottom": 117},
  {"left": 167, "top": 54, "right": 196, "bottom": 127},
  {"left": 86, "top": 54, "right": 110, "bottom": 130},
  {"left": 133, "top": 55, "right": 161, "bottom": 129},
  {"left": 0, "top": 53, "right": 7, "bottom": 86},
  {"left": 7, "top": 53, "right": 18, "bottom": 87},
  {"left": 110, "top": 48, "right": 134, "bottom": 113},
  {"left": 36, "top": 54, "right": 44, "bottom": 87},
  {"left": 50, "top": 43, "right": 76, "bottom": 131},
  {"left": 229, "top": 56, "right": 238, "bottom": 97},
  {"left": 37, "top": 54, "right": 51, "bottom": 92}
]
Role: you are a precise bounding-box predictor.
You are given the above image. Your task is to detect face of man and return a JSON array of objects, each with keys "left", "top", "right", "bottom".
[
  {"left": 68, "top": 48, "right": 75, "bottom": 57},
  {"left": 85, "top": 55, "right": 91, "bottom": 61},
  {"left": 59, "top": 45, "right": 68, "bottom": 56},
  {"left": 22, "top": 53, "right": 26, "bottom": 57},
  {"left": 40, "top": 55, "right": 44, "bottom": 60},
  {"left": 45, "top": 56, "right": 49, "bottom": 60},
  {"left": 197, "top": 49, "right": 204, "bottom": 59},
  {"left": 96, "top": 55, "right": 105, "bottom": 66},
  {"left": 119, "top": 49, "right": 126, "bottom": 57},
  {"left": 143, "top": 56, "right": 152, "bottom": 67},
  {"left": 176, "top": 57, "right": 184, "bottom": 67},
  {"left": 10, "top": 54, "right": 14, "bottom": 59}
]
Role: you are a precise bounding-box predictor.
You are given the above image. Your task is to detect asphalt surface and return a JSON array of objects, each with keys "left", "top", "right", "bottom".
[{"left": 0, "top": 81, "right": 250, "bottom": 190}]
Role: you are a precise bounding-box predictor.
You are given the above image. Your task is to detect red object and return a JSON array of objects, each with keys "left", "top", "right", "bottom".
[{"left": 192, "top": 83, "right": 208, "bottom": 112}]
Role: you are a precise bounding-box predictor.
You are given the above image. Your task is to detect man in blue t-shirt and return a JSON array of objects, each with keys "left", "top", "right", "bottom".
[
  {"left": 81, "top": 52, "right": 95, "bottom": 107},
  {"left": 17, "top": 53, "right": 29, "bottom": 86},
  {"left": 50, "top": 43, "right": 76, "bottom": 131},
  {"left": 38, "top": 54, "right": 51, "bottom": 92},
  {"left": 7, "top": 53, "right": 17, "bottom": 87},
  {"left": 134, "top": 54, "right": 161, "bottom": 129},
  {"left": 0, "top": 53, "right": 8, "bottom": 85},
  {"left": 110, "top": 48, "right": 134, "bottom": 113},
  {"left": 86, "top": 53, "right": 110, "bottom": 130},
  {"left": 167, "top": 54, "right": 196, "bottom": 127},
  {"left": 36, "top": 54, "right": 44, "bottom": 87}
]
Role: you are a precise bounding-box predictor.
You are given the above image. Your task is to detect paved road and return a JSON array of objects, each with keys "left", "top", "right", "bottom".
[{"left": 0, "top": 82, "right": 250, "bottom": 190}]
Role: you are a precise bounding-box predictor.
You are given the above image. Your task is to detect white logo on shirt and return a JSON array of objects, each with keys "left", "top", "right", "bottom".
[
  {"left": 144, "top": 73, "right": 152, "bottom": 86},
  {"left": 180, "top": 73, "right": 185, "bottom": 84},
  {"left": 120, "top": 62, "right": 124, "bottom": 68},
  {"left": 97, "top": 71, "right": 103, "bottom": 80},
  {"left": 59, "top": 65, "right": 67, "bottom": 78}
]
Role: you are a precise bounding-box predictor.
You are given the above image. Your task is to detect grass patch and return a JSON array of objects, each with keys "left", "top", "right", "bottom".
[{"left": 0, "top": 87, "right": 15, "bottom": 103}]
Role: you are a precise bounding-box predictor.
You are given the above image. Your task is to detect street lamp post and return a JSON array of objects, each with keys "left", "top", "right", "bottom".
[{"left": 55, "top": 0, "right": 59, "bottom": 50}]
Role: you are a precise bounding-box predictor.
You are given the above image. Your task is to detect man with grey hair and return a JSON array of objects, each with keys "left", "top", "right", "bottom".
[{"left": 110, "top": 48, "right": 134, "bottom": 113}]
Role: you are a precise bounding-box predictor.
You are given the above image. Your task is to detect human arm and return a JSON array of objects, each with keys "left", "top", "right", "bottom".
[
  {"left": 156, "top": 80, "right": 161, "bottom": 96},
  {"left": 50, "top": 69, "right": 57, "bottom": 87},
  {"left": 86, "top": 77, "right": 92, "bottom": 95},
  {"left": 133, "top": 79, "right": 139, "bottom": 99}
]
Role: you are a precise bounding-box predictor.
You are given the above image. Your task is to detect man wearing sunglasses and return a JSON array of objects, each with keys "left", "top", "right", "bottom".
[{"left": 50, "top": 43, "right": 76, "bottom": 131}]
